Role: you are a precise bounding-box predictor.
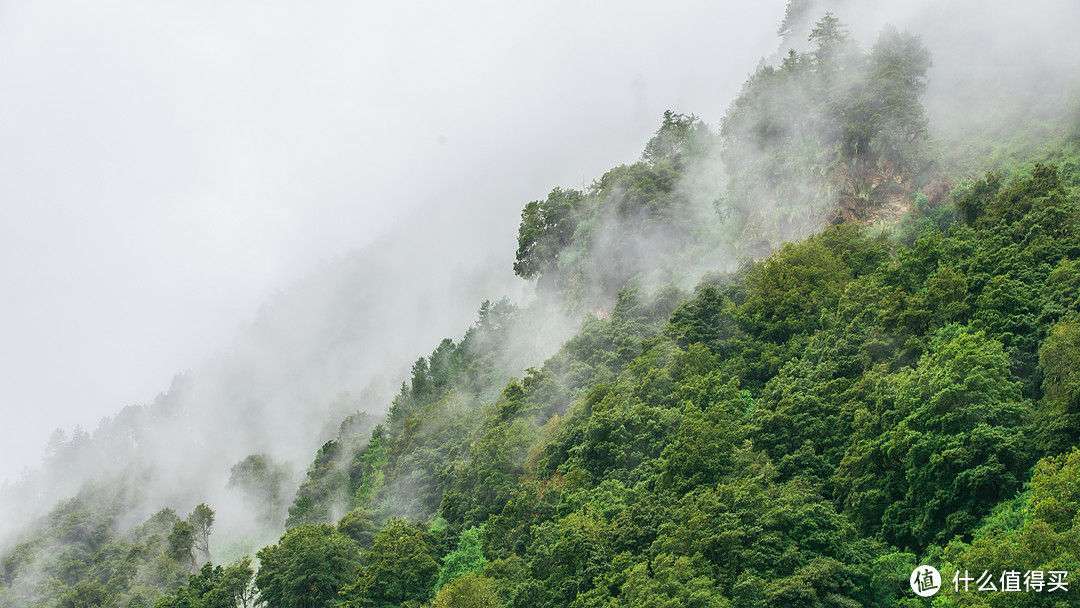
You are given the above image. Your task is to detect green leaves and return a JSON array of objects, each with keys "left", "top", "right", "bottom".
[
  {"left": 153, "top": 558, "right": 254, "bottom": 608},
  {"left": 228, "top": 454, "right": 292, "bottom": 530},
  {"left": 723, "top": 14, "right": 933, "bottom": 243},
  {"left": 229, "top": 147, "right": 1080, "bottom": 608},
  {"left": 836, "top": 326, "right": 1033, "bottom": 551},
  {"left": 641, "top": 111, "right": 713, "bottom": 171},
  {"left": 340, "top": 518, "right": 439, "bottom": 608},
  {"left": 741, "top": 239, "right": 853, "bottom": 343},
  {"left": 942, "top": 449, "right": 1080, "bottom": 608},
  {"left": 513, "top": 187, "right": 586, "bottom": 281},
  {"left": 1035, "top": 315, "right": 1080, "bottom": 453},
  {"left": 428, "top": 572, "right": 501, "bottom": 608},
  {"left": 255, "top": 524, "right": 361, "bottom": 608},
  {"left": 660, "top": 375, "right": 745, "bottom": 492},
  {"left": 654, "top": 455, "right": 875, "bottom": 608},
  {"left": 610, "top": 554, "right": 728, "bottom": 608},
  {"left": 433, "top": 526, "right": 488, "bottom": 594},
  {"left": 511, "top": 111, "right": 724, "bottom": 310}
]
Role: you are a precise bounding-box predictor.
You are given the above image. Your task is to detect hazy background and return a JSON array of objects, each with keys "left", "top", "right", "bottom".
[
  {"left": 4, "top": 0, "right": 1080, "bottom": 494},
  {"left": 0, "top": 1, "right": 789, "bottom": 485}
]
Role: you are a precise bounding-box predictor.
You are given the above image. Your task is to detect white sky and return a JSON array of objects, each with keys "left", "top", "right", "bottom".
[{"left": 0, "top": 1, "right": 789, "bottom": 483}]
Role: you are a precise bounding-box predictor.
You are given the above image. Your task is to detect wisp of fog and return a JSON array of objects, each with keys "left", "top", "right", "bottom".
[
  {"left": 3, "top": 0, "right": 1079, "bottom": 561},
  {"left": 0, "top": 0, "right": 788, "bottom": 543}
]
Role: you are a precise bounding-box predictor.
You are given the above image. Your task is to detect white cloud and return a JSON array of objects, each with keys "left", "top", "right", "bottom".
[{"left": 0, "top": 0, "right": 787, "bottom": 484}]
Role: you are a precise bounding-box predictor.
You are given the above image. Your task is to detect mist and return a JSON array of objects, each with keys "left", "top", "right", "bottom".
[
  {"left": 3, "top": 0, "right": 1079, "bottom": 557},
  {"left": 1, "top": 0, "right": 1079, "bottom": 605},
  {"left": 775, "top": 0, "right": 1080, "bottom": 143},
  {"left": 0, "top": 0, "right": 790, "bottom": 545}
]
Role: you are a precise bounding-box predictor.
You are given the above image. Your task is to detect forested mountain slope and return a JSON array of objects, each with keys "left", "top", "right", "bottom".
[
  {"left": 132, "top": 143, "right": 1078, "bottom": 608},
  {"left": 4, "top": 4, "right": 1080, "bottom": 608},
  {"left": 260, "top": 154, "right": 1080, "bottom": 608}
]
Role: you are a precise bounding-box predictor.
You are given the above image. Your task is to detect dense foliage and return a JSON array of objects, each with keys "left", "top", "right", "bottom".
[
  {"left": 722, "top": 13, "right": 933, "bottom": 253},
  {"left": 513, "top": 111, "right": 723, "bottom": 311},
  {"left": 220, "top": 149, "right": 1077, "bottom": 607},
  {"left": 3, "top": 7, "right": 1080, "bottom": 608},
  {"left": 0, "top": 498, "right": 227, "bottom": 608}
]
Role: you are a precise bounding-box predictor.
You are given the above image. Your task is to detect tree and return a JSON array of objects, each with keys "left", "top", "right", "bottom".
[
  {"left": 654, "top": 448, "right": 875, "bottom": 608},
  {"left": 867, "top": 26, "right": 932, "bottom": 146},
  {"left": 721, "top": 14, "right": 931, "bottom": 239},
  {"left": 641, "top": 110, "right": 710, "bottom": 170},
  {"left": 57, "top": 580, "right": 111, "bottom": 608},
  {"left": 740, "top": 239, "right": 853, "bottom": 343},
  {"left": 837, "top": 326, "right": 1034, "bottom": 550},
  {"left": 228, "top": 454, "right": 291, "bottom": 530},
  {"left": 661, "top": 373, "right": 745, "bottom": 492},
  {"left": 777, "top": 0, "right": 813, "bottom": 39},
  {"left": 340, "top": 518, "right": 440, "bottom": 608},
  {"left": 808, "top": 12, "right": 853, "bottom": 71},
  {"left": 254, "top": 524, "right": 361, "bottom": 608},
  {"left": 943, "top": 449, "right": 1080, "bottom": 608},
  {"left": 218, "top": 557, "right": 256, "bottom": 608},
  {"left": 528, "top": 505, "right": 617, "bottom": 607},
  {"left": 611, "top": 554, "right": 727, "bottom": 608},
  {"left": 169, "top": 520, "right": 197, "bottom": 574},
  {"left": 1035, "top": 314, "right": 1080, "bottom": 453},
  {"left": 427, "top": 573, "right": 501, "bottom": 608},
  {"left": 953, "top": 173, "right": 1002, "bottom": 226},
  {"left": 337, "top": 508, "right": 381, "bottom": 550},
  {"left": 188, "top": 504, "right": 214, "bottom": 568},
  {"left": 433, "top": 526, "right": 488, "bottom": 594},
  {"left": 513, "top": 188, "right": 585, "bottom": 281},
  {"left": 153, "top": 557, "right": 254, "bottom": 608},
  {"left": 980, "top": 163, "right": 1066, "bottom": 228}
]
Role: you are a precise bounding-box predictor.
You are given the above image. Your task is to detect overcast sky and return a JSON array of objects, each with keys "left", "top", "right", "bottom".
[
  {"left": 0, "top": 1, "right": 790, "bottom": 483},
  {"left": 7, "top": 0, "right": 1077, "bottom": 488}
]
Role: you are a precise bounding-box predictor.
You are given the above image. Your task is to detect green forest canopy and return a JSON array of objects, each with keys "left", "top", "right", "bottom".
[{"left": 3, "top": 10, "right": 1080, "bottom": 608}]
